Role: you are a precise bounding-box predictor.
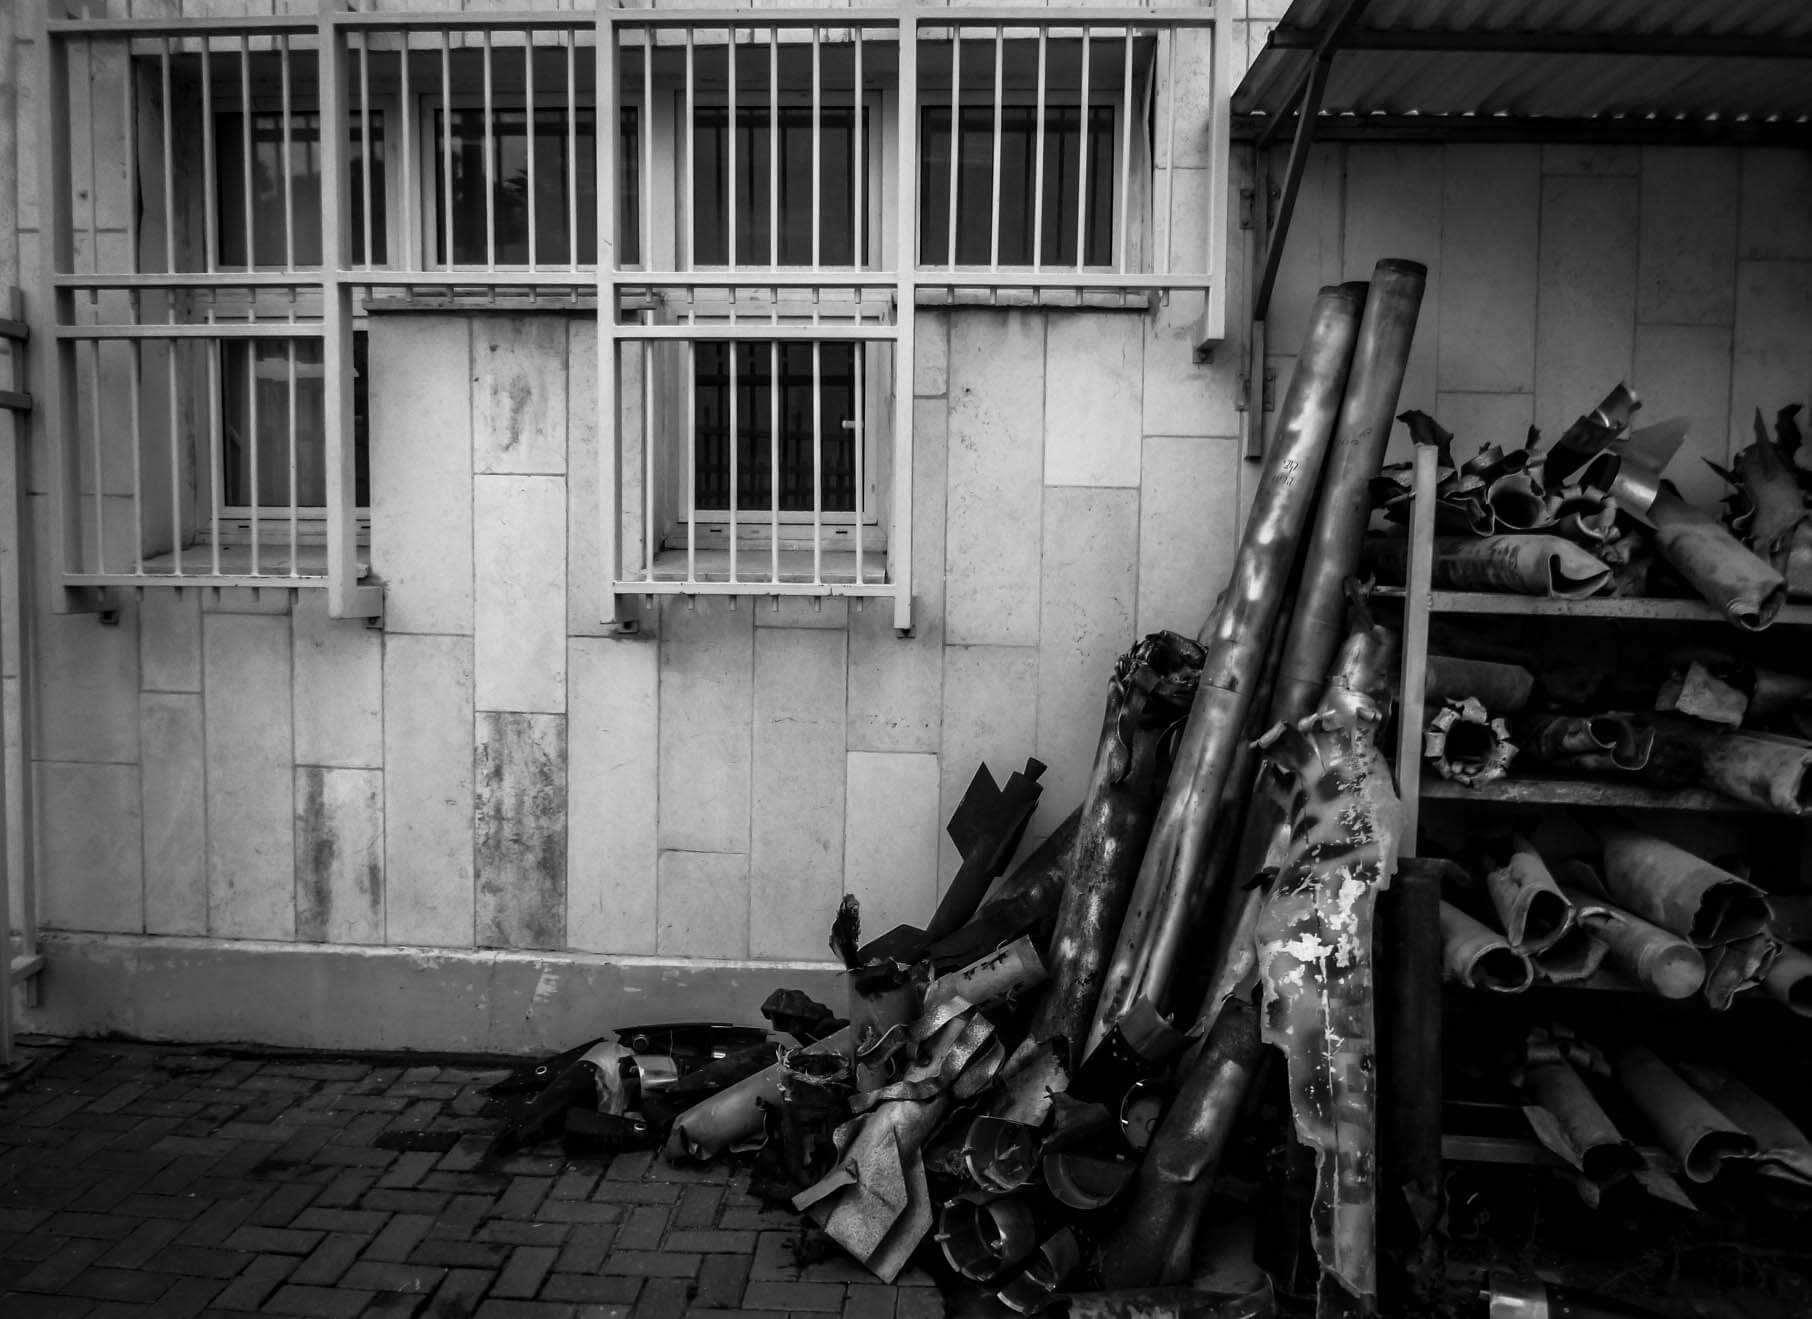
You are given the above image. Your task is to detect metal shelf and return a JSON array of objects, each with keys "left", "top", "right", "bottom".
[
  {"left": 1427, "top": 592, "right": 1812, "bottom": 626},
  {"left": 1420, "top": 777, "right": 1761, "bottom": 813}
]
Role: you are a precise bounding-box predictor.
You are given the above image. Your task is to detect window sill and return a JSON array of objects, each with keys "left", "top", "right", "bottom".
[
  {"left": 133, "top": 543, "right": 372, "bottom": 582},
  {"left": 914, "top": 285, "right": 1154, "bottom": 312},
  {"left": 628, "top": 546, "right": 887, "bottom": 587}
]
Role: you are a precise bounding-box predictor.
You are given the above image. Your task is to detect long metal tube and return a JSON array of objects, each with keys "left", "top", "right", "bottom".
[{"left": 1085, "top": 283, "right": 1363, "bottom": 1056}]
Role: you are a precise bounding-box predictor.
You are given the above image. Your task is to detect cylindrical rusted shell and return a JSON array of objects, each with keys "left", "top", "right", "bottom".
[
  {"left": 1485, "top": 838, "right": 1574, "bottom": 954},
  {"left": 1697, "top": 730, "right": 1812, "bottom": 815},
  {"left": 1424, "top": 655, "right": 1534, "bottom": 713},
  {"left": 1599, "top": 826, "right": 1772, "bottom": 946},
  {"left": 1614, "top": 1042, "right": 1756, "bottom": 1182},
  {"left": 1566, "top": 889, "right": 1706, "bottom": 999},
  {"left": 1095, "top": 996, "right": 1263, "bottom": 1288},
  {"left": 1033, "top": 634, "right": 1203, "bottom": 1067},
  {"left": 1764, "top": 943, "right": 1812, "bottom": 1016},
  {"left": 1439, "top": 901, "right": 1534, "bottom": 992},
  {"left": 1524, "top": 1056, "right": 1641, "bottom": 1186},
  {"left": 1647, "top": 487, "right": 1786, "bottom": 631},
  {"left": 1087, "top": 284, "right": 1363, "bottom": 1053}
]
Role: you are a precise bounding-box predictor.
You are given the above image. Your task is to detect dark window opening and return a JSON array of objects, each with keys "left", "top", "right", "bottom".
[
  {"left": 692, "top": 106, "right": 867, "bottom": 267},
  {"left": 216, "top": 112, "right": 385, "bottom": 267},
  {"left": 919, "top": 103, "right": 1114, "bottom": 266},
  {"left": 221, "top": 332, "right": 370, "bottom": 511},
  {"left": 693, "top": 342, "right": 859, "bottom": 514}
]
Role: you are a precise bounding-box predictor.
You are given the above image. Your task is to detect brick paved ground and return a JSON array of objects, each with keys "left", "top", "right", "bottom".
[{"left": 0, "top": 1039, "right": 948, "bottom": 1319}]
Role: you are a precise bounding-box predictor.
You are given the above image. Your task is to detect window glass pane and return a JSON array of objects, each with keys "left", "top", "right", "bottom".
[
  {"left": 221, "top": 334, "right": 369, "bottom": 510},
  {"left": 216, "top": 113, "right": 383, "bottom": 267},
  {"left": 920, "top": 104, "right": 1113, "bottom": 266},
  {"left": 433, "top": 107, "right": 637, "bottom": 266},
  {"left": 693, "top": 107, "right": 863, "bottom": 266},
  {"left": 694, "top": 343, "right": 858, "bottom": 513}
]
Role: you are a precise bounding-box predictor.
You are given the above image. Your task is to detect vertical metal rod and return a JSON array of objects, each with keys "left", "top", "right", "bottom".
[
  {"left": 86, "top": 340, "right": 104, "bottom": 571},
  {"left": 810, "top": 27, "right": 820, "bottom": 268},
  {"left": 853, "top": 347, "right": 864, "bottom": 587},
  {"left": 167, "top": 340, "right": 181, "bottom": 575},
  {"left": 248, "top": 341, "right": 260, "bottom": 575},
  {"left": 482, "top": 30, "right": 496, "bottom": 270},
  {"left": 769, "top": 340, "right": 779, "bottom": 583},
  {"left": 526, "top": 34, "right": 537, "bottom": 269},
  {"left": 566, "top": 37, "right": 576, "bottom": 272},
  {"left": 769, "top": 28, "right": 779, "bottom": 268},
  {"left": 684, "top": 29, "right": 695, "bottom": 269},
  {"left": 1032, "top": 30, "right": 1046, "bottom": 273},
  {"left": 641, "top": 34, "right": 652, "bottom": 271},
  {"left": 811, "top": 340, "right": 822, "bottom": 584},
  {"left": 852, "top": 31, "right": 863, "bottom": 267},
  {"left": 281, "top": 37, "right": 295, "bottom": 271},
  {"left": 288, "top": 341, "right": 299, "bottom": 575},
  {"left": 84, "top": 39, "right": 98, "bottom": 254},
  {"left": 597, "top": 13, "right": 625, "bottom": 619},
  {"left": 946, "top": 32, "right": 960, "bottom": 266},
  {"left": 401, "top": 32, "right": 414, "bottom": 271},
  {"left": 128, "top": 341, "right": 143, "bottom": 573},
  {"left": 988, "top": 27, "right": 1002, "bottom": 272},
  {"left": 161, "top": 39, "right": 175, "bottom": 272},
  {"left": 891, "top": 4, "right": 919, "bottom": 630},
  {"left": 202, "top": 47, "right": 217, "bottom": 272},
  {"left": 318, "top": 5, "right": 365, "bottom": 616},
  {"left": 206, "top": 340, "right": 222, "bottom": 575},
  {"left": 686, "top": 339, "right": 697, "bottom": 582},
  {"left": 643, "top": 338, "right": 655, "bottom": 578},
  {"left": 1162, "top": 31, "right": 1178, "bottom": 277},
  {"left": 1395, "top": 441, "right": 1437, "bottom": 852},
  {"left": 359, "top": 36, "right": 373, "bottom": 270},
  {"left": 442, "top": 32, "right": 454, "bottom": 266},
  {"left": 1118, "top": 30, "right": 1132, "bottom": 273},
  {"left": 728, "top": 29, "right": 738, "bottom": 267},
  {"left": 728, "top": 342, "right": 739, "bottom": 581},
  {"left": 124, "top": 33, "right": 139, "bottom": 274},
  {"left": 1076, "top": 31, "right": 1092, "bottom": 270}
]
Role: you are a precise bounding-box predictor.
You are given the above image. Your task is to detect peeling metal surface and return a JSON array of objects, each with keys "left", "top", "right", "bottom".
[{"left": 1253, "top": 613, "right": 1401, "bottom": 1314}]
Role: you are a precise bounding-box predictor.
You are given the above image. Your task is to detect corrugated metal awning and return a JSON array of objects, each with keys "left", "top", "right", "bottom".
[{"left": 1235, "top": 0, "right": 1812, "bottom": 144}]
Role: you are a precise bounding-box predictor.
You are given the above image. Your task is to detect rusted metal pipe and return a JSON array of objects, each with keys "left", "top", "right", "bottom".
[
  {"left": 1530, "top": 714, "right": 1654, "bottom": 773},
  {"left": 665, "top": 1028, "right": 851, "bottom": 1161},
  {"left": 1697, "top": 729, "right": 1812, "bottom": 815},
  {"left": 1763, "top": 942, "right": 1812, "bottom": 1016},
  {"left": 1598, "top": 826, "right": 1772, "bottom": 947},
  {"left": 1439, "top": 902, "right": 1534, "bottom": 992},
  {"left": 1564, "top": 889, "right": 1705, "bottom": 999},
  {"left": 1702, "top": 932, "right": 1778, "bottom": 1010},
  {"left": 1522, "top": 1045, "right": 1641, "bottom": 1188},
  {"left": 1095, "top": 996, "right": 1263, "bottom": 1288},
  {"left": 1424, "top": 656, "right": 1534, "bottom": 713},
  {"left": 1613, "top": 1042, "right": 1756, "bottom": 1183},
  {"left": 1088, "top": 283, "right": 1364, "bottom": 1054},
  {"left": 1424, "top": 698, "right": 1517, "bottom": 787},
  {"left": 1768, "top": 892, "right": 1812, "bottom": 942},
  {"left": 1367, "top": 535, "right": 1613, "bottom": 599},
  {"left": 1033, "top": 633, "right": 1204, "bottom": 1068},
  {"left": 1644, "top": 487, "right": 1787, "bottom": 631},
  {"left": 1677, "top": 1063, "right": 1812, "bottom": 1185}
]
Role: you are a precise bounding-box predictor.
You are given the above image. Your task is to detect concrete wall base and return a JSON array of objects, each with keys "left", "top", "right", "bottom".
[{"left": 21, "top": 932, "right": 848, "bottom": 1057}]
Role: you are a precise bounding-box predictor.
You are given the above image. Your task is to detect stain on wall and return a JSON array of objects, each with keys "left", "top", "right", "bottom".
[{"left": 476, "top": 711, "right": 569, "bottom": 950}]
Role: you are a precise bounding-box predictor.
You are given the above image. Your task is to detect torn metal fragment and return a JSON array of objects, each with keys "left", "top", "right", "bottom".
[
  {"left": 1643, "top": 488, "right": 1786, "bottom": 631},
  {"left": 1486, "top": 472, "right": 1551, "bottom": 531},
  {"left": 1034, "top": 631, "right": 1204, "bottom": 1068},
  {"left": 1439, "top": 901, "right": 1535, "bottom": 992},
  {"left": 1253, "top": 606, "right": 1402, "bottom": 1313},
  {"left": 1541, "top": 381, "right": 1641, "bottom": 489},
  {"left": 1529, "top": 713, "right": 1654, "bottom": 773},
  {"left": 1676, "top": 1063, "right": 1812, "bottom": 1186},
  {"left": 922, "top": 936, "right": 1046, "bottom": 1019},
  {"left": 666, "top": 1029, "right": 851, "bottom": 1162},
  {"left": 1088, "top": 284, "right": 1365, "bottom": 1054},
  {"left": 934, "top": 1193, "right": 1037, "bottom": 1282},
  {"left": 1599, "top": 826, "right": 1772, "bottom": 946},
  {"left": 926, "top": 759, "right": 1048, "bottom": 943},
  {"left": 1043, "top": 1149, "right": 1136, "bottom": 1210},
  {"left": 1563, "top": 887, "right": 1705, "bottom": 999},
  {"left": 1613, "top": 1042, "right": 1756, "bottom": 1182},
  {"left": 1656, "top": 660, "right": 1748, "bottom": 727},
  {"left": 1697, "top": 729, "right": 1812, "bottom": 815},
  {"left": 1702, "top": 932, "right": 1779, "bottom": 1010},
  {"left": 1733, "top": 407, "right": 1808, "bottom": 572},
  {"left": 1368, "top": 535, "right": 1613, "bottom": 598},
  {"left": 960, "top": 1117, "right": 1041, "bottom": 1193},
  {"left": 1485, "top": 838, "right": 1574, "bottom": 954},
  {"left": 997, "top": 1229, "right": 1083, "bottom": 1315},
  {"left": 1520, "top": 1034, "right": 1640, "bottom": 1188},
  {"left": 987, "top": 1042, "right": 1070, "bottom": 1128},
  {"left": 1529, "top": 923, "right": 1609, "bottom": 985},
  {"left": 1424, "top": 697, "right": 1517, "bottom": 787},
  {"left": 848, "top": 964, "right": 919, "bottom": 1094}
]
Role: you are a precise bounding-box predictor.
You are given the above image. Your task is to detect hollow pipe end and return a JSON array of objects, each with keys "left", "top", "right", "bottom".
[{"left": 1373, "top": 257, "right": 1429, "bottom": 278}]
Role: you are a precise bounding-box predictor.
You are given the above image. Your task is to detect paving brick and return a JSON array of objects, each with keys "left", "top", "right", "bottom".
[
  {"left": 62, "top": 1266, "right": 179, "bottom": 1302},
  {"left": 210, "top": 1253, "right": 298, "bottom": 1310},
  {"left": 553, "top": 1224, "right": 616, "bottom": 1275},
  {"left": 633, "top": 1278, "right": 690, "bottom": 1319},
  {"left": 222, "top": 1225, "right": 322, "bottom": 1255},
  {"left": 492, "top": 1178, "right": 552, "bottom": 1221},
  {"left": 143, "top": 1274, "right": 225, "bottom": 1319},
  {"left": 740, "top": 1282, "right": 846, "bottom": 1313},
  {"left": 262, "top": 1283, "right": 376, "bottom": 1317},
  {"left": 589, "top": 1184, "right": 679, "bottom": 1207},
  {"left": 714, "top": 1210, "right": 795, "bottom": 1234},
  {"left": 175, "top": 1199, "right": 262, "bottom": 1248},
  {"left": 476, "top": 1221, "right": 570, "bottom": 1248},
  {"left": 291, "top": 1209, "right": 389, "bottom": 1235},
  {"left": 312, "top": 1173, "right": 378, "bottom": 1210},
  {"left": 16, "top": 1238, "right": 110, "bottom": 1291},
  {"left": 843, "top": 1285, "right": 895, "bottom": 1319},
  {"left": 600, "top": 1252, "right": 700, "bottom": 1279},
  {"left": 247, "top": 1183, "right": 322, "bottom": 1228},
  {"left": 375, "top": 1153, "right": 441, "bottom": 1191},
  {"left": 549, "top": 1170, "right": 598, "bottom": 1201},
  {"left": 895, "top": 1289, "right": 944, "bottom": 1319},
  {"left": 410, "top": 1238, "right": 514, "bottom": 1270},
  {"left": 671, "top": 1188, "right": 722, "bottom": 1231},
  {"left": 426, "top": 1267, "right": 498, "bottom": 1318},
  {"left": 0, "top": 1291, "right": 100, "bottom": 1317},
  {"left": 694, "top": 1253, "right": 750, "bottom": 1310},
  {"left": 534, "top": 1201, "right": 622, "bottom": 1226},
  {"left": 663, "top": 1230, "right": 755, "bottom": 1254},
  {"left": 542, "top": 1275, "right": 643, "bottom": 1305},
  {"left": 749, "top": 1234, "right": 801, "bottom": 1281},
  {"left": 494, "top": 1246, "right": 561, "bottom": 1299},
  {"left": 604, "top": 1152, "right": 655, "bottom": 1182},
  {"left": 45, "top": 1214, "right": 141, "bottom": 1242},
  {"left": 438, "top": 1194, "right": 496, "bottom": 1227},
  {"left": 289, "top": 1233, "right": 369, "bottom": 1287},
  {"left": 151, "top": 1246, "right": 249, "bottom": 1280},
  {"left": 113, "top": 1196, "right": 206, "bottom": 1222},
  {"left": 338, "top": 1261, "right": 448, "bottom": 1294},
  {"left": 611, "top": 1208, "right": 669, "bottom": 1252},
  {"left": 96, "top": 1219, "right": 184, "bottom": 1269},
  {"left": 474, "top": 1302, "right": 579, "bottom": 1319}
]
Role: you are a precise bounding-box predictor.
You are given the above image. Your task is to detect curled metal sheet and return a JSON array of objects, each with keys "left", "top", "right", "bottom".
[
  {"left": 1033, "top": 632, "right": 1203, "bottom": 1069},
  {"left": 1613, "top": 1042, "right": 1756, "bottom": 1183},
  {"left": 666, "top": 1028, "right": 850, "bottom": 1162},
  {"left": 1529, "top": 923, "right": 1609, "bottom": 986},
  {"left": 997, "top": 1229, "right": 1083, "bottom": 1315},
  {"left": 1599, "top": 826, "right": 1772, "bottom": 947},
  {"left": 1697, "top": 729, "right": 1812, "bottom": 815},
  {"left": 1702, "top": 932, "right": 1779, "bottom": 1010},
  {"left": 1542, "top": 382, "right": 1641, "bottom": 490},
  {"left": 1424, "top": 654, "right": 1534, "bottom": 713},
  {"left": 1656, "top": 660, "right": 1748, "bottom": 727},
  {"left": 1530, "top": 713, "right": 1655, "bottom": 773},
  {"left": 1677, "top": 1063, "right": 1812, "bottom": 1186},
  {"left": 1521, "top": 1033, "right": 1641, "bottom": 1188},
  {"left": 1769, "top": 892, "right": 1812, "bottom": 942},
  {"left": 1486, "top": 838, "right": 1575, "bottom": 954},
  {"left": 849, "top": 965, "right": 919, "bottom": 1094},
  {"left": 1424, "top": 698, "right": 1517, "bottom": 787},
  {"left": 1486, "top": 1272, "right": 1664, "bottom": 1319},
  {"left": 1564, "top": 887, "right": 1706, "bottom": 999},
  {"left": 1043, "top": 1149, "right": 1136, "bottom": 1210},
  {"left": 922, "top": 936, "right": 1046, "bottom": 1020},
  {"left": 1486, "top": 472, "right": 1551, "bottom": 531},
  {"left": 935, "top": 1193, "right": 1037, "bottom": 1282},
  {"left": 1089, "top": 284, "right": 1365, "bottom": 1056},
  {"left": 1439, "top": 901, "right": 1535, "bottom": 992},
  {"left": 961, "top": 1117, "right": 1042, "bottom": 1193},
  {"left": 1367, "top": 534, "right": 1613, "bottom": 598}
]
